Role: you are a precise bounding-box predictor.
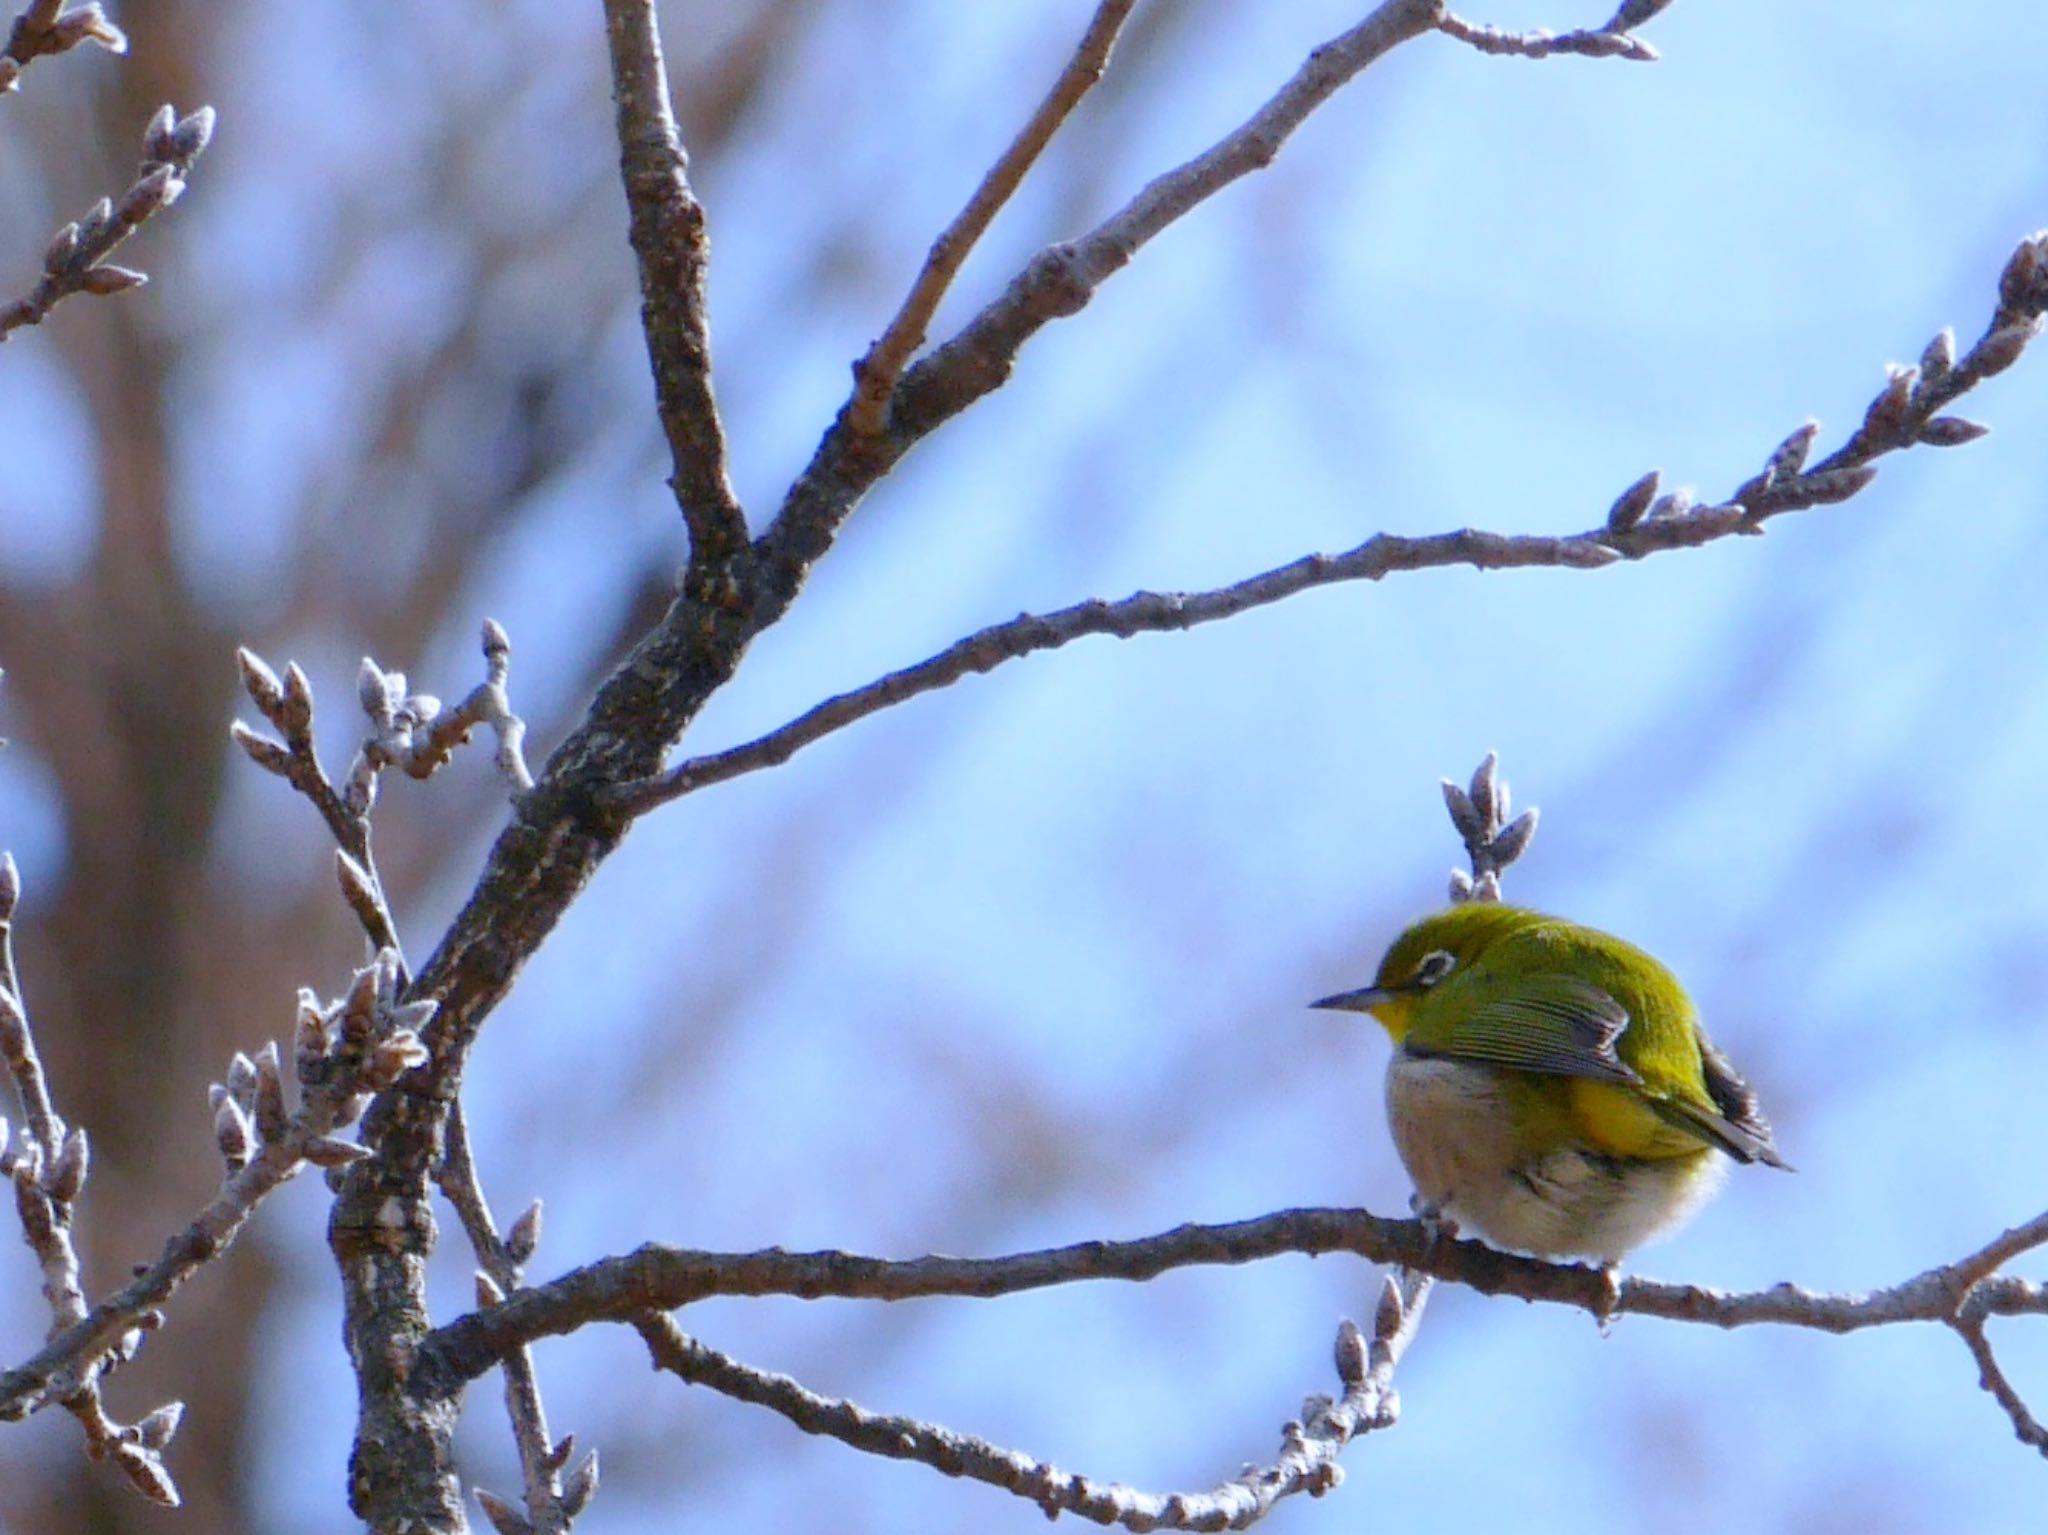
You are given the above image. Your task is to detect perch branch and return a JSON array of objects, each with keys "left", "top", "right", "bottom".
[{"left": 417, "top": 1204, "right": 2048, "bottom": 1385}]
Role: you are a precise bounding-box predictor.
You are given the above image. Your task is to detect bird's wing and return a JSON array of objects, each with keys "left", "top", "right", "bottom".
[
  {"left": 1409, "top": 972, "right": 1643, "bottom": 1086},
  {"left": 1649, "top": 1039, "right": 1793, "bottom": 1169}
]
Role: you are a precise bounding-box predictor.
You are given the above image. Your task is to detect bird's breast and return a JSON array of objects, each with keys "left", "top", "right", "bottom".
[{"left": 1384, "top": 1050, "right": 1725, "bottom": 1260}]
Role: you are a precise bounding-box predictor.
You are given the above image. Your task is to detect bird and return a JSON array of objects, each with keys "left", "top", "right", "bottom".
[{"left": 1312, "top": 901, "right": 1788, "bottom": 1261}]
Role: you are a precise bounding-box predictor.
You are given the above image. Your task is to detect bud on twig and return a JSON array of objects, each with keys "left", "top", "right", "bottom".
[
  {"left": 1489, "top": 808, "right": 1539, "bottom": 868},
  {"left": 253, "top": 1043, "right": 289, "bottom": 1145},
  {"left": 505, "top": 1200, "right": 543, "bottom": 1267},
  {"left": 169, "top": 107, "right": 216, "bottom": 162},
  {"left": 474, "top": 1487, "right": 534, "bottom": 1535},
  {"left": 279, "top": 663, "right": 315, "bottom": 742},
  {"left": 1439, "top": 781, "right": 1483, "bottom": 842},
  {"left": 211, "top": 1091, "right": 252, "bottom": 1173},
  {"left": 1467, "top": 753, "right": 1499, "bottom": 828},
  {"left": 230, "top": 721, "right": 293, "bottom": 776},
  {"left": 78, "top": 265, "right": 148, "bottom": 297},
  {"left": 133, "top": 1401, "right": 185, "bottom": 1453},
  {"left": 110, "top": 1443, "right": 179, "bottom": 1508},
  {"left": 1967, "top": 320, "right": 2039, "bottom": 379},
  {"left": 1918, "top": 416, "right": 1990, "bottom": 447},
  {"left": 1604, "top": 469, "right": 1659, "bottom": 533},
  {"left": 46, "top": 1127, "right": 88, "bottom": 1204},
  {"left": 1334, "top": 1317, "right": 1370, "bottom": 1385},
  {"left": 301, "top": 1136, "right": 371, "bottom": 1168},
  {"left": 1918, "top": 327, "right": 1955, "bottom": 389},
  {"left": 561, "top": 1451, "right": 600, "bottom": 1518}
]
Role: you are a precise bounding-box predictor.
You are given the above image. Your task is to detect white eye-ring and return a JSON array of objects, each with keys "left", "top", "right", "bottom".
[{"left": 1413, "top": 950, "right": 1457, "bottom": 988}]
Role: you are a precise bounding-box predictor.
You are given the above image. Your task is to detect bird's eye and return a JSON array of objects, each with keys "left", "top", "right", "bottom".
[{"left": 1413, "top": 950, "right": 1456, "bottom": 988}]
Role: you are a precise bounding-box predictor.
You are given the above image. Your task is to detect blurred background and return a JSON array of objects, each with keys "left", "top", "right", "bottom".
[{"left": 2, "top": 0, "right": 2047, "bottom": 1530}]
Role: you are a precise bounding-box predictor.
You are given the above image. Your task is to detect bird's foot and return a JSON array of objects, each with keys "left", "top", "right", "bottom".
[
  {"left": 1410, "top": 1193, "right": 1461, "bottom": 1259},
  {"left": 1592, "top": 1258, "right": 1623, "bottom": 1334}
]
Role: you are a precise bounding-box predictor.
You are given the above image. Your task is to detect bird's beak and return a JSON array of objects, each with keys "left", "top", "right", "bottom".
[{"left": 1309, "top": 984, "right": 1398, "bottom": 1014}]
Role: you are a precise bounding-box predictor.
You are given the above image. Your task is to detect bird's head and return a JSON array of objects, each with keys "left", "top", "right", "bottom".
[{"left": 1310, "top": 901, "right": 1543, "bottom": 1043}]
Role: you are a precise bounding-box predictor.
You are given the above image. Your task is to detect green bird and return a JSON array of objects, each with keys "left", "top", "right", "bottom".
[{"left": 1313, "top": 902, "right": 1788, "bottom": 1261}]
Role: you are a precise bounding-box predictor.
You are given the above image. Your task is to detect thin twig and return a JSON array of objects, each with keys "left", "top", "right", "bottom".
[
  {"left": 633, "top": 1273, "right": 1428, "bottom": 1532},
  {"left": 0, "top": 103, "right": 212, "bottom": 340},
  {"left": 601, "top": 0, "right": 749, "bottom": 567},
  {"left": 0, "top": 0, "right": 126, "bottom": 95},
  {"left": 0, "top": 952, "right": 432, "bottom": 1428},
  {"left": 616, "top": 230, "right": 2048, "bottom": 818},
  {"left": 440, "top": 1103, "right": 582, "bottom": 1533},
  {"left": 0, "top": 858, "right": 183, "bottom": 1503},
  {"left": 847, "top": 0, "right": 1141, "bottom": 437},
  {"left": 229, "top": 651, "right": 402, "bottom": 958},
  {"left": 611, "top": 527, "right": 1617, "bottom": 814},
  {"left": 348, "top": 619, "right": 535, "bottom": 800},
  {"left": 0, "top": 856, "right": 60, "bottom": 1157},
  {"left": 1436, "top": 8, "right": 1660, "bottom": 62},
  {"left": 232, "top": 620, "right": 533, "bottom": 960},
  {"left": 1437, "top": 751, "right": 1537, "bottom": 903},
  {"left": 1957, "top": 1286, "right": 2048, "bottom": 1459}
]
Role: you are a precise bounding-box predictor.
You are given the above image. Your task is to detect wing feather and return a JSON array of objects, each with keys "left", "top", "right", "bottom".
[{"left": 1407, "top": 972, "right": 1642, "bottom": 1086}]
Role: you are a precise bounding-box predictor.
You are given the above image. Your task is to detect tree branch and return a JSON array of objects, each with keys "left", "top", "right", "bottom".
[
  {"left": 613, "top": 230, "right": 2048, "bottom": 817},
  {"left": 601, "top": 0, "right": 749, "bottom": 568},
  {"left": 314, "top": 3, "right": 2048, "bottom": 1521},
  {"left": 0, "top": 0, "right": 125, "bottom": 95},
  {"left": 0, "top": 948, "right": 430, "bottom": 1485},
  {"left": 752, "top": 0, "right": 1447, "bottom": 608},
  {"left": 415, "top": 1204, "right": 2048, "bottom": 1394},
  {"left": 630, "top": 1273, "right": 1429, "bottom": 1532},
  {"left": 232, "top": 622, "right": 532, "bottom": 964},
  {"left": 0, "top": 103, "right": 213, "bottom": 339},
  {"left": 0, "top": 857, "right": 179, "bottom": 1501},
  {"left": 1435, "top": 5, "right": 1661, "bottom": 62},
  {"left": 439, "top": 1103, "right": 595, "bottom": 1531},
  {"left": 847, "top": 0, "right": 1142, "bottom": 438}
]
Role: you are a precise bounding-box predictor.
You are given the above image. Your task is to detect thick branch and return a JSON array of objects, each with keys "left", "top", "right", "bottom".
[
  {"left": 847, "top": 0, "right": 1141, "bottom": 437},
  {"left": 602, "top": 0, "right": 749, "bottom": 565}
]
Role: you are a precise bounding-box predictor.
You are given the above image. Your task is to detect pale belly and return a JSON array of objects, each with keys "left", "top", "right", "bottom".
[{"left": 1385, "top": 1052, "right": 1726, "bottom": 1261}]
